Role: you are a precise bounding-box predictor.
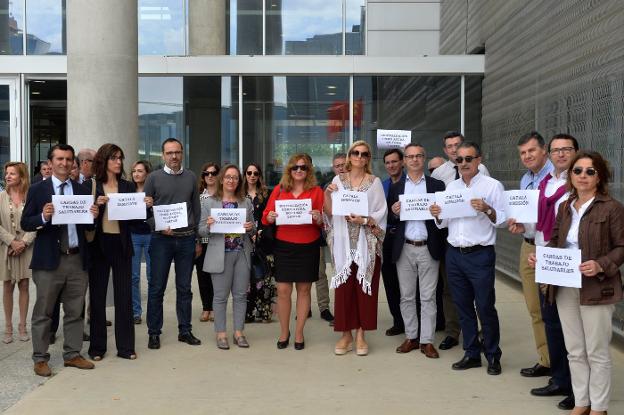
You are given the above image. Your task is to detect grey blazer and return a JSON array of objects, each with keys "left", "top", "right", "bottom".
[{"left": 198, "top": 195, "right": 255, "bottom": 274}]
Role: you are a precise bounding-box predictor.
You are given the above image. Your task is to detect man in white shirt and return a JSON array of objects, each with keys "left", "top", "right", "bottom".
[
  {"left": 430, "top": 141, "right": 506, "bottom": 376},
  {"left": 509, "top": 134, "right": 579, "bottom": 410},
  {"left": 77, "top": 148, "right": 96, "bottom": 184}
]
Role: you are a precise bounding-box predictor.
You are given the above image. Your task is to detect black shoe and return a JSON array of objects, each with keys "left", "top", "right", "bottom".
[
  {"left": 83, "top": 332, "right": 90, "bottom": 342},
  {"left": 294, "top": 340, "right": 305, "bottom": 350},
  {"left": 320, "top": 309, "right": 334, "bottom": 323},
  {"left": 385, "top": 326, "right": 405, "bottom": 336},
  {"left": 557, "top": 395, "right": 574, "bottom": 410},
  {"left": 439, "top": 336, "right": 459, "bottom": 350},
  {"left": 133, "top": 316, "right": 142, "bottom": 325},
  {"left": 530, "top": 383, "right": 570, "bottom": 397},
  {"left": 49, "top": 333, "right": 56, "bottom": 345},
  {"left": 520, "top": 363, "right": 551, "bottom": 377},
  {"left": 178, "top": 332, "right": 201, "bottom": 346},
  {"left": 277, "top": 332, "right": 290, "bottom": 349},
  {"left": 452, "top": 355, "right": 482, "bottom": 370},
  {"left": 148, "top": 335, "right": 160, "bottom": 349},
  {"left": 487, "top": 359, "right": 502, "bottom": 375}
]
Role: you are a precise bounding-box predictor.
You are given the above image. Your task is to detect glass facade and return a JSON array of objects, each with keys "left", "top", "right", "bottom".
[
  {"left": 228, "top": 0, "right": 262, "bottom": 55},
  {"left": 138, "top": 0, "right": 186, "bottom": 55},
  {"left": 0, "top": 85, "right": 9, "bottom": 166},
  {"left": 0, "top": 0, "right": 24, "bottom": 54},
  {"left": 26, "top": 0, "right": 65, "bottom": 55}
]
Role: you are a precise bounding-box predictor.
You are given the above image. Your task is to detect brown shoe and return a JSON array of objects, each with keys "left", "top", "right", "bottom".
[
  {"left": 396, "top": 338, "right": 419, "bottom": 353},
  {"left": 420, "top": 343, "right": 440, "bottom": 358},
  {"left": 34, "top": 361, "right": 52, "bottom": 377},
  {"left": 64, "top": 356, "right": 95, "bottom": 370}
]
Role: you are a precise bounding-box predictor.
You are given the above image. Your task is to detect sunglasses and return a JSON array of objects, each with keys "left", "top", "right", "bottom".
[
  {"left": 571, "top": 167, "right": 597, "bottom": 176},
  {"left": 350, "top": 150, "right": 370, "bottom": 159},
  {"left": 291, "top": 165, "right": 308, "bottom": 172},
  {"left": 246, "top": 171, "right": 260, "bottom": 177},
  {"left": 203, "top": 170, "right": 219, "bottom": 177},
  {"left": 455, "top": 156, "right": 477, "bottom": 164}
]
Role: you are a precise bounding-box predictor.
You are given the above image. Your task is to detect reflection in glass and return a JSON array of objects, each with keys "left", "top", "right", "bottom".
[
  {"left": 0, "top": 86, "right": 9, "bottom": 168},
  {"left": 242, "top": 76, "right": 349, "bottom": 186},
  {"left": 138, "top": 0, "right": 185, "bottom": 55},
  {"left": 26, "top": 0, "right": 65, "bottom": 54},
  {"left": 345, "top": 0, "right": 365, "bottom": 55},
  {"left": 266, "top": 0, "right": 343, "bottom": 55},
  {"left": 138, "top": 77, "right": 184, "bottom": 169},
  {"left": 354, "top": 76, "right": 461, "bottom": 176},
  {"left": 228, "top": 0, "right": 262, "bottom": 55},
  {"left": 0, "top": 0, "right": 24, "bottom": 54}
]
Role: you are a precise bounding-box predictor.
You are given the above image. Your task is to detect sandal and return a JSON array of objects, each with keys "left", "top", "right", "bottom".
[
  {"left": 18, "top": 324, "right": 30, "bottom": 342},
  {"left": 3, "top": 326, "right": 13, "bottom": 344},
  {"left": 199, "top": 311, "right": 210, "bottom": 322}
]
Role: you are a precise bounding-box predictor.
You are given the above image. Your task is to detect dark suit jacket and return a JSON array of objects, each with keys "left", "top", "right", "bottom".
[
  {"left": 387, "top": 174, "right": 447, "bottom": 263},
  {"left": 85, "top": 178, "right": 136, "bottom": 258},
  {"left": 21, "top": 177, "right": 94, "bottom": 271}
]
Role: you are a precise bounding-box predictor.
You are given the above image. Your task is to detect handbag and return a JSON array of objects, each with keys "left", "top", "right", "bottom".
[
  {"left": 256, "top": 186, "right": 280, "bottom": 255},
  {"left": 85, "top": 178, "right": 96, "bottom": 243}
]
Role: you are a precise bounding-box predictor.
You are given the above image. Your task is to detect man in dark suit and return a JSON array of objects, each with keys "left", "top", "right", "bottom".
[
  {"left": 21, "top": 143, "right": 99, "bottom": 377},
  {"left": 387, "top": 143, "right": 446, "bottom": 358}
]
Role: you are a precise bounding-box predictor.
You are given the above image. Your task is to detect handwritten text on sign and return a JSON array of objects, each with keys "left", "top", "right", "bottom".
[
  {"left": 275, "top": 199, "right": 312, "bottom": 225},
  {"left": 376, "top": 129, "right": 412, "bottom": 149},
  {"left": 210, "top": 208, "right": 246, "bottom": 233},
  {"left": 399, "top": 193, "right": 435, "bottom": 221},
  {"left": 332, "top": 190, "right": 369, "bottom": 217},
  {"left": 51, "top": 195, "right": 94, "bottom": 225},
  {"left": 535, "top": 246, "right": 582, "bottom": 288},
  {"left": 107, "top": 192, "right": 147, "bottom": 220},
  {"left": 434, "top": 189, "right": 477, "bottom": 220},
  {"left": 153, "top": 203, "right": 188, "bottom": 231},
  {"left": 504, "top": 190, "right": 539, "bottom": 223}
]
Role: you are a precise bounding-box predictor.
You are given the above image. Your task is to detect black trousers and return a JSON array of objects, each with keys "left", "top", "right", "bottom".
[
  {"left": 539, "top": 291, "right": 572, "bottom": 391},
  {"left": 194, "top": 243, "right": 213, "bottom": 312},
  {"left": 88, "top": 234, "right": 135, "bottom": 358},
  {"left": 381, "top": 234, "right": 404, "bottom": 330}
]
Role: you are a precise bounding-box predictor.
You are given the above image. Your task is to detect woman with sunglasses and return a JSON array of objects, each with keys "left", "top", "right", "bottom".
[
  {"left": 195, "top": 163, "right": 219, "bottom": 323},
  {"left": 324, "top": 140, "right": 387, "bottom": 356},
  {"left": 129, "top": 160, "right": 152, "bottom": 324},
  {"left": 262, "top": 154, "right": 324, "bottom": 350},
  {"left": 529, "top": 151, "right": 624, "bottom": 415},
  {"left": 198, "top": 164, "right": 255, "bottom": 349},
  {"left": 243, "top": 163, "right": 275, "bottom": 323}
]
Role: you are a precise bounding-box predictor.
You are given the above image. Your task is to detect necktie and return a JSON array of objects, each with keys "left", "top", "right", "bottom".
[
  {"left": 59, "top": 182, "right": 70, "bottom": 252},
  {"left": 454, "top": 165, "right": 460, "bottom": 180}
]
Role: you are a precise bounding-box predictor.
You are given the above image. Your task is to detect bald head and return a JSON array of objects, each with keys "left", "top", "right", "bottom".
[
  {"left": 428, "top": 156, "right": 445, "bottom": 173},
  {"left": 78, "top": 148, "right": 96, "bottom": 179}
]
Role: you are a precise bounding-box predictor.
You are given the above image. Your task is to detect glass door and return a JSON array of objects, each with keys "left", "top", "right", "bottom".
[{"left": 0, "top": 78, "right": 20, "bottom": 173}]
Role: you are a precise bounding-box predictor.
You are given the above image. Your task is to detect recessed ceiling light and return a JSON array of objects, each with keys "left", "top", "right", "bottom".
[
  {"left": 327, "top": 85, "right": 336, "bottom": 89},
  {"left": 31, "top": 91, "right": 41, "bottom": 95}
]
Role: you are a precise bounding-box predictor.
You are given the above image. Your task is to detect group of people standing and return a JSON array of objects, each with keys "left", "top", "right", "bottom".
[{"left": 1, "top": 129, "right": 621, "bottom": 415}]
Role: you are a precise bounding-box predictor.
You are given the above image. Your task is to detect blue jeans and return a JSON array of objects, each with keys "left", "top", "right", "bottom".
[
  {"left": 131, "top": 232, "right": 152, "bottom": 318},
  {"left": 146, "top": 233, "right": 195, "bottom": 336}
]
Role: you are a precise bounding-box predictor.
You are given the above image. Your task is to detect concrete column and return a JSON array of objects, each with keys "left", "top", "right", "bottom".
[
  {"left": 66, "top": 0, "right": 138, "bottom": 163},
  {"left": 189, "top": 0, "right": 226, "bottom": 55}
]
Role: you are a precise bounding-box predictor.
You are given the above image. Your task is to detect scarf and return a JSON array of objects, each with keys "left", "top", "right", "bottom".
[{"left": 536, "top": 173, "right": 567, "bottom": 242}]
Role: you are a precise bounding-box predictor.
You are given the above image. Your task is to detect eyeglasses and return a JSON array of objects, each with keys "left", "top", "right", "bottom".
[
  {"left": 455, "top": 156, "right": 477, "bottom": 164},
  {"left": 291, "top": 165, "right": 308, "bottom": 172},
  {"left": 203, "top": 170, "right": 219, "bottom": 177},
  {"left": 350, "top": 150, "right": 370, "bottom": 159},
  {"left": 550, "top": 147, "right": 575, "bottom": 155},
  {"left": 571, "top": 167, "right": 597, "bottom": 176},
  {"left": 84, "top": 159, "right": 94, "bottom": 163},
  {"left": 405, "top": 154, "right": 425, "bottom": 160},
  {"left": 246, "top": 171, "right": 260, "bottom": 177},
  {"left": 223, "top": 175, "right": 239, "bottom": 182}
]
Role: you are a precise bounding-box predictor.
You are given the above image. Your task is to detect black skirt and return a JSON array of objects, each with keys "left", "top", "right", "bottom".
[{"left": 273, "top": 239, "right": 320, "bottom": 283}]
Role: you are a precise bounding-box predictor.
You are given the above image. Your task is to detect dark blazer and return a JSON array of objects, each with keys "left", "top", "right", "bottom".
[
  {"left": 387, "top": 174, "right": 447, "bottom": 263},
  {"left": 85, "top": 178, "right": 136, "bottom": 258},
  {"left": 21, "top": 177, "right": 94, "bottom": 271}
]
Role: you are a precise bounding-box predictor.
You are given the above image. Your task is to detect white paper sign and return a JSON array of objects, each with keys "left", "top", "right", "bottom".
[
  {"left": 434, "top": 189, "right": 477, "bottom": 219},
  {"left": 275, "top": 199, "right": 312, "bottom": 225},
  {"left": 51, "top": 195, "right": 94, "bottom": 225},
  {"left": 107, "top": 192, "right": 147, "bottom": 221},
  {"left": 535, "top": 246, "right": 582, "bottom": 288},
  {"left": 399, "top": 193, "right": 436, "bottom": 221},
  {"left": 210, "top": 208, "right": 246, "bottom": 233},
  {"left": 332, "top": 190, "right": 369, "bottom": 217},
  {"left": 376, "top": 129, "right": 412, "bottom": 149},
  {"left": 504, "top": 190, "right": 539, "bottom": 223},
  {"left": 153, "top": 203, "right": 188, "bottom": 231}
]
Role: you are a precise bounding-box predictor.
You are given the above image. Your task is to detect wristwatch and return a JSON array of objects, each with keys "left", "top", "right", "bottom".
[
  {"left": 485, "top": 208, "right": 493, "bottom": 216},
  {"left": 363, "top": 217, "right": 368, "bottom": 226}
]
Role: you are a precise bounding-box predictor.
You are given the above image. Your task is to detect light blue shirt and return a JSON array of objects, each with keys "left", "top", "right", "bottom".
[
  {"left": 520, "top": 159, "right": 553, "bottom": 190},
  {"left": 403, "top": 173, "right": 428, "bottom": 241},
  {"left": 45, "top": 175, "right": 79, "bottom": 248}
]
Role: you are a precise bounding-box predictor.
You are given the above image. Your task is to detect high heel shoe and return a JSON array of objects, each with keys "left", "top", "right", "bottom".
[
  {"left": 294, "top": 338, "right": 305, "bottom": 350},
  {"left": 2, "top": 326, "right": 13, "bottom": 344},
  {"left": 277, "top": 332, "right": 290, "bottom": 349},
  {"left": 18, "top": 324, "right": 30, "bottom": 342},
  {"left": 335, "top": 341, "right": 353, "bottom": 355},
  {"left": 356, "top": 339, "right": 369, "bottom": 356}
]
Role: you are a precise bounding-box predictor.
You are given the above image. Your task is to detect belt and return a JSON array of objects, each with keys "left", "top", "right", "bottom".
[
  {"left": 523, "top": 238, "right": 535, "bottom": 246},
  {"left": 405, "top": 239, "right": 427, "bottom": 247},
  {"left": 452, "top": 244, "right": 487, "bottom": 254},
  {"left": 167, "top": 230, "right": 196, "bottom": 238},
  {"left": 60, "top": 247, "right": 79, "bottom": 255}
]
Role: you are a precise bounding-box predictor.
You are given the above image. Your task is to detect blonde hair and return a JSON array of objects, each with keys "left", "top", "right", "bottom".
[
  {"left": 345, "top": 140, "right": 373, "bottom": 174},
  {"left": 279, "top": 153, "right": 317, "bottom": 192},
  {"left": 4, "top": 162, "right": 29, "bottom": 196}
]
